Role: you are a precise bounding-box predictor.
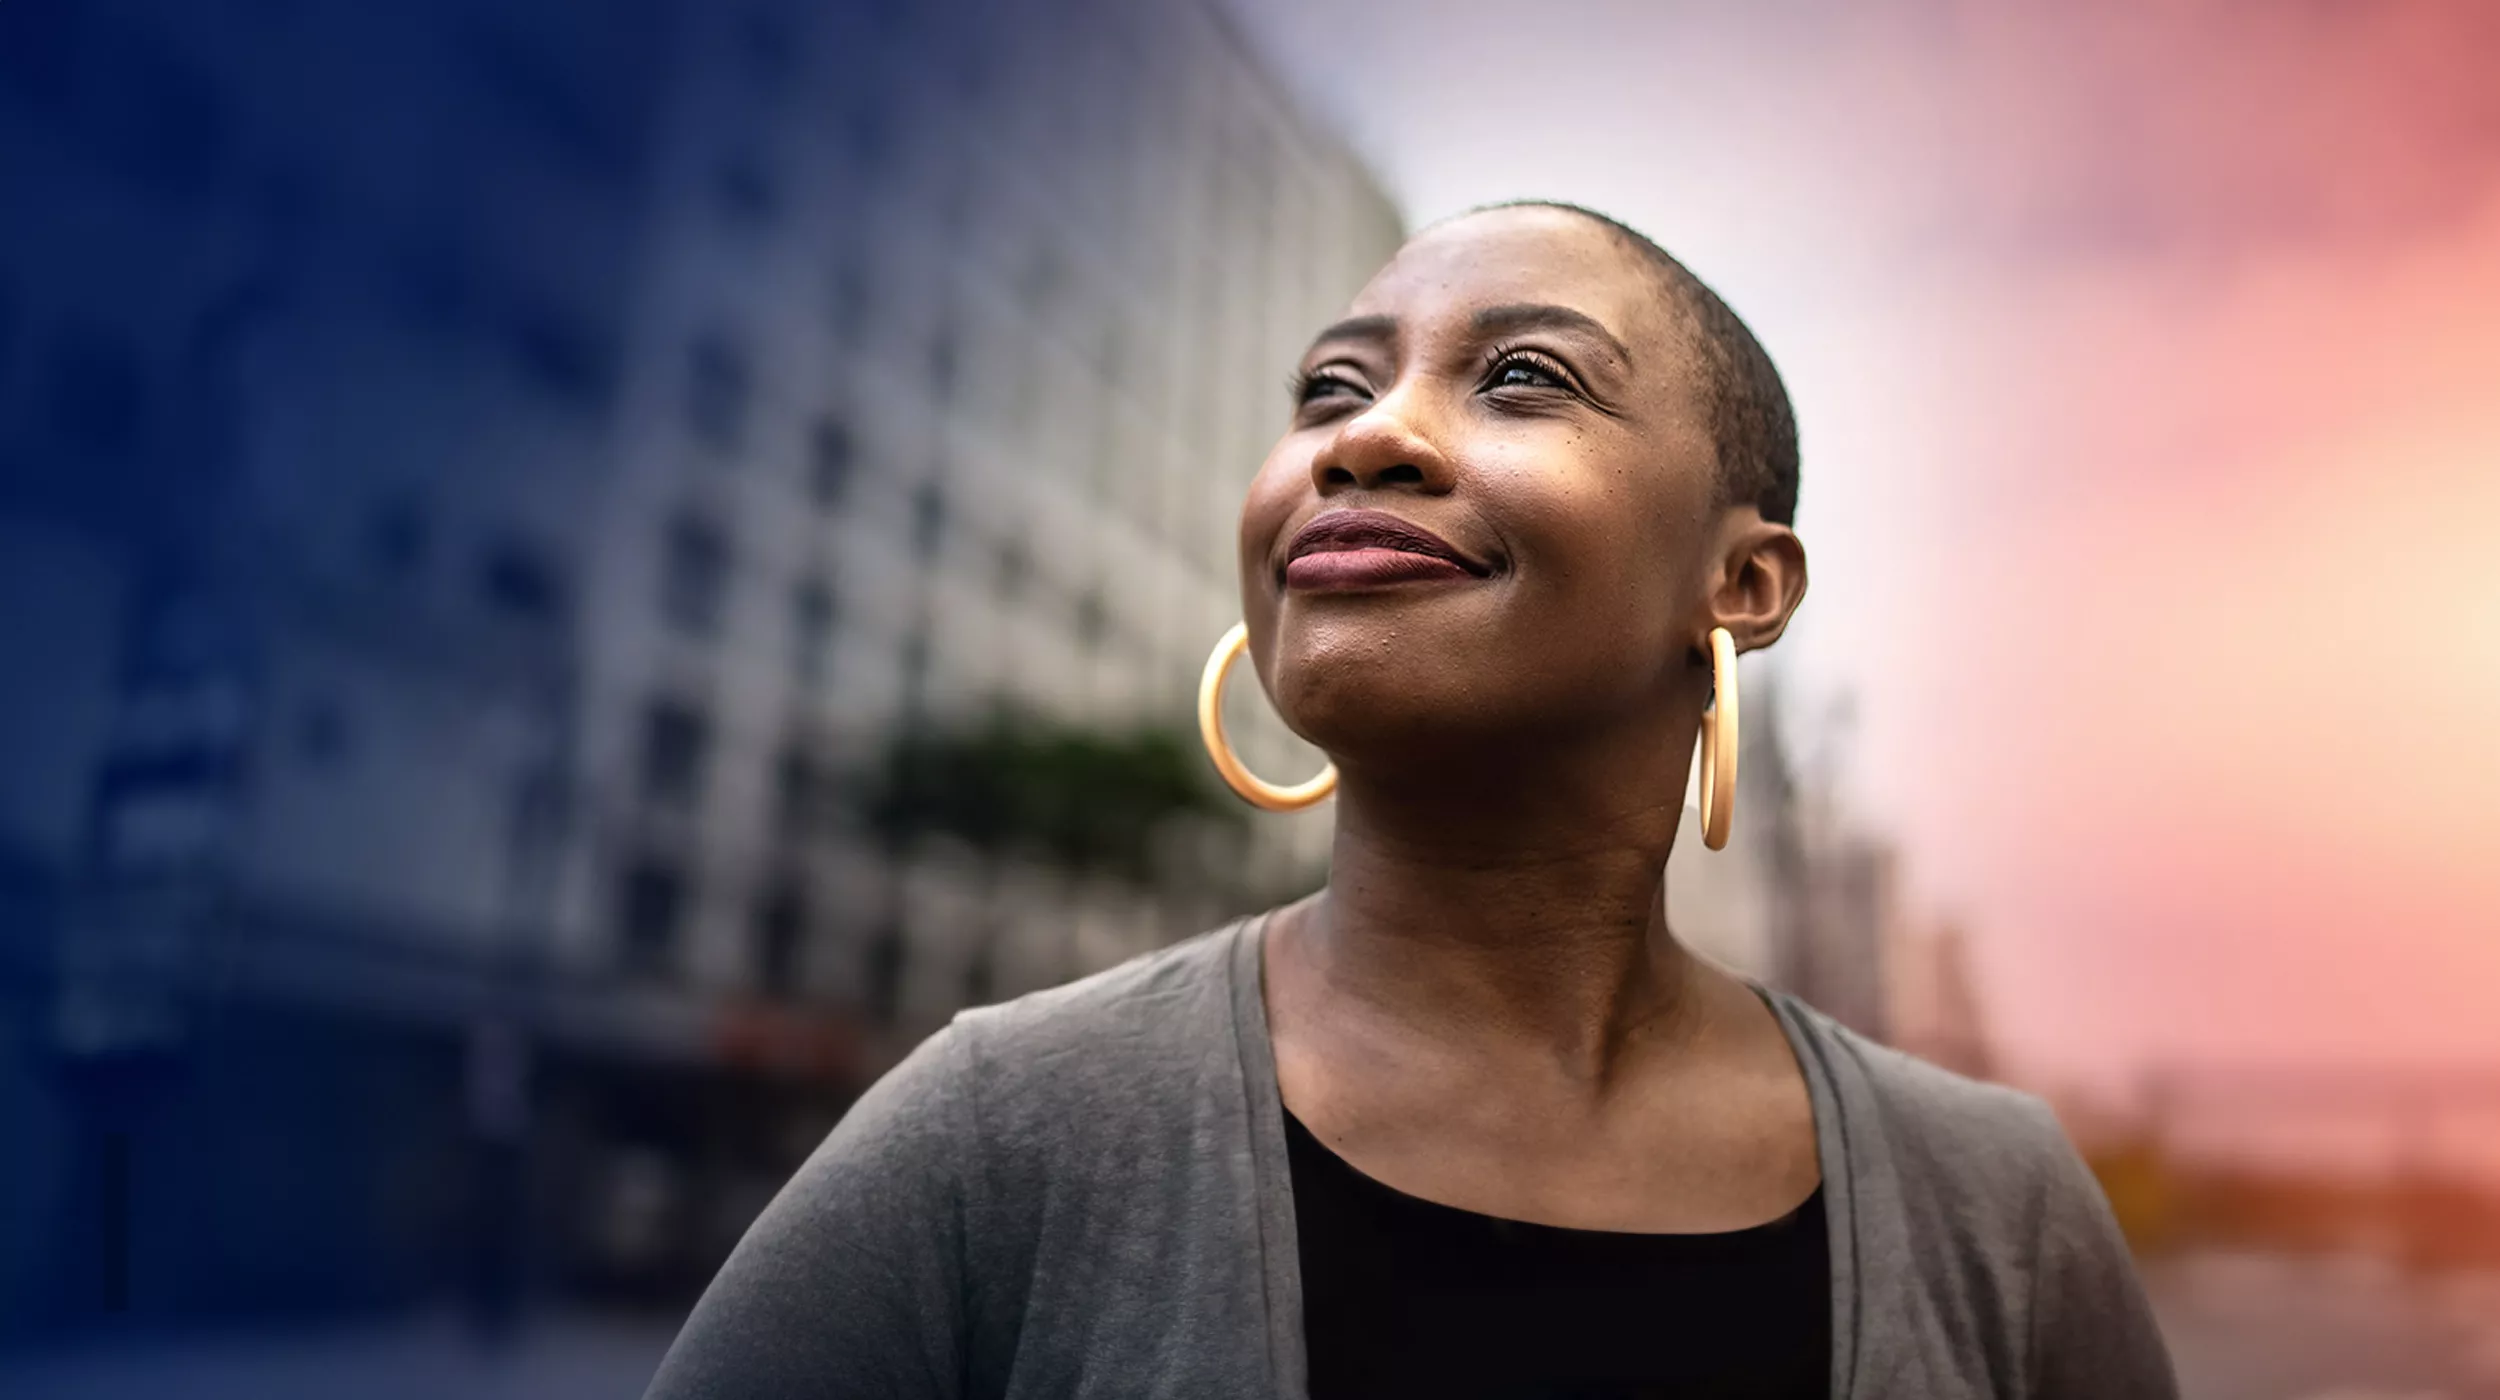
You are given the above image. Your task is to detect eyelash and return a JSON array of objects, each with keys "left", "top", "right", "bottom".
[
  {"left": 1483, "top": 344, "right": 1578, "bottom": 393},
  {"left": 1288, "top": 367, "right": 1368, "bottom": 406},
  {"left": 1286, "top": 345, "right": 1581, "bottom": 410}
]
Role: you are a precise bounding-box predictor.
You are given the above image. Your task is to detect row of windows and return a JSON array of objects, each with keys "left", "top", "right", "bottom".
[
  {"left": 686, "top": 138, "right": 1239, "bottom": 455},
  {"left": 379, "top": 230, "right": 628, "bottom": 418},
  {"left": 680, "top": 205, "right": 1265, "bottom": 531},
  {"left": 347, "top": 494, "right": 575, "bottom": 631},
  {"left": 630, "top": 586, "right": 1170, "bottom": 848},
  {"left": 636, "top": 699, "right": 847, "bottom": 839},
  {"left": 616, "top": 854, "right": 805, "bottom": 1000},
  {"left": 648, "top": 556, "right": 1130, "bottom": 742},
  {"left": 676, "top": 331, "right": 858, "bottom": 506},
  {"left": 656, "top": 472, "right": 1138, "bottom": 653},
  {"left": 614, "top": 852, "right": 910, "bottom": 1018},
  {"left": 363, "top": 497, "right": 569, "bottom": 624},
  {"left": 656, "top": 512, "right": 844, "bottom": 679}
]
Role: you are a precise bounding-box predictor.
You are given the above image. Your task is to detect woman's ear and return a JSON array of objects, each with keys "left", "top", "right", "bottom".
[{"left": 1703, "top": 507, "right": 1808, "bottom": 652}]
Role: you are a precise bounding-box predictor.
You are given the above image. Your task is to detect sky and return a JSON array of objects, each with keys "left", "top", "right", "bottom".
[{"left": 1228, "top": 0, "right": 2500, "bottom": 1091}]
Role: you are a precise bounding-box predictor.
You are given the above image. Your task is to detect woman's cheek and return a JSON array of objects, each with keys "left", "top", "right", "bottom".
[{"left": 1238, "top": 447, "right": 1307, "bottom": 556}]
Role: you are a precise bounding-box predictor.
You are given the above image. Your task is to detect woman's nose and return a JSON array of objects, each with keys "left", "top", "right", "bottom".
[{"left": 1310, "top": 397, "right": 1456, "bottom": 495}]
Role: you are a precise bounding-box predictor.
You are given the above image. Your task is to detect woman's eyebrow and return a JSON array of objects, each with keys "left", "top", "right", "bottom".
[
  {"left": 1304, "top": 313, "right": 1398, "bottom": 353},
  {"left": 1470, "top": 303, "right": 1634, "bottom": 367}
]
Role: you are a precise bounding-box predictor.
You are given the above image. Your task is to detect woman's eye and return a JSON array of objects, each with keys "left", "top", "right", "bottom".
[
  {"left": 1296, "top": 371, "right": 1367, "bottom": 405},
  {"left": 1489, "top": 355, "right": 1567, "bottom": 391}
]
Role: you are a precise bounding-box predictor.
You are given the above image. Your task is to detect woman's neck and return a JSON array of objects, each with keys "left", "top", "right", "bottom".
[{"left": 1286, "top": 737, "right": 1706, "bottom": 1084}]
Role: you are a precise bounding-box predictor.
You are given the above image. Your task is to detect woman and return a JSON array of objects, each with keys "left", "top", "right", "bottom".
[{"left": 644, "top": 202, "right": 2177, "bottom": 1398}]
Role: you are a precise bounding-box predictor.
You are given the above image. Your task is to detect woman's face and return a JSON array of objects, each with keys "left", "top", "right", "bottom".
[{"left": 1239, "top": 206, "right": 1729, "bottom": 763}]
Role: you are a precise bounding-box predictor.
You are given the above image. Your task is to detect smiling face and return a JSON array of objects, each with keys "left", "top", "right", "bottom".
[{"left": 1238, "top": 205, "right": 1743, "bottom": 767}]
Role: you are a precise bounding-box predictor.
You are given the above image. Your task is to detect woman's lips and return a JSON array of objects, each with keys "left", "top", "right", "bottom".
[
  {"left": 1285, "top": 547, "right": 1478, "bottom": 591},
  {"left": 1281, "top": 508, "right": 1492, "bottom": 592}
]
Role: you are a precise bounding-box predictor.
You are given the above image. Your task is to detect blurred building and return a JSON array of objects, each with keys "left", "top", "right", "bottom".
[
  {"left": 1668, "top": 673, "right": 1898, "bottom": 1043},
  {"left": 0, "top": 0, "right": 1398, "bottom": 1326}
]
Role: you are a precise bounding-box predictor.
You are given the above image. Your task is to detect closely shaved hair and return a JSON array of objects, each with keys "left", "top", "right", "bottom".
[{"left": 1461, "top": 200, "right": 1800, "bottom": 527}]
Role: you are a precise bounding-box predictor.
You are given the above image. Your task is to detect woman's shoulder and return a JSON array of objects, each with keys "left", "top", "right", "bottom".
[
  {"left": 1767, "top": 989, "right": 2073, "bottom": 1167},
  {"left": 951, "top": 916, "right": 1246, "bottom": 1064},
  {"left": 647, "top": 922, "right": 1269, "bottom": 1398},
  {"left": 860, "top": 919, "right": 1251, "bottom": 1146},
  {"left": 1764, "top": 995, "right": 2178, "bottom": 1393}
]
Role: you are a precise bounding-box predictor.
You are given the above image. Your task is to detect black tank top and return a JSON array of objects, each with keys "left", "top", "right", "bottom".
[{"left": 1286, "top": 1107, "right": 1831, "bottom": 1399}]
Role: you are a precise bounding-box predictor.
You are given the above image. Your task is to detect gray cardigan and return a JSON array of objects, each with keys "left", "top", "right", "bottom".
[{"left": 645, "top": 917, "right": 2177, "bottom": 1398}]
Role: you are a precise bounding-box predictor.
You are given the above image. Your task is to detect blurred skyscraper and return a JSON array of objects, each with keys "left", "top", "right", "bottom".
[{"left": 0, "top": 0, "right": 1398, "bottom": 1325}]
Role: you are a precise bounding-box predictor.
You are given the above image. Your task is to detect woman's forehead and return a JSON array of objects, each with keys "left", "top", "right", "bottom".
[{"left": 1346, "top": 207, "right": 1670, "bottom": 349}]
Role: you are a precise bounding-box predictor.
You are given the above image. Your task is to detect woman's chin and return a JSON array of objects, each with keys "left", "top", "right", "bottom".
[{"left": 1272, "top": 666, "right": 1502, "bottom": 759}]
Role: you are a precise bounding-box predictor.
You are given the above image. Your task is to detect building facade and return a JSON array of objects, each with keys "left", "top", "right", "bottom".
[{"left": 0, "top": 0, "right": 1399, "bottom": 1325}]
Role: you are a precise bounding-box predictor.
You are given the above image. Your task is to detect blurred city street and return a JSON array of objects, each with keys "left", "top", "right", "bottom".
[{"left": 2, "top": 1251, "right": 2498, "bottom": 1400}]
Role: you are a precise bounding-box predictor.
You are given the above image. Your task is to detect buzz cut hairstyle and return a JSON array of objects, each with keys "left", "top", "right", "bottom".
[{"left": 1465, "top": 200, "right": 1800, "bottom": 527}]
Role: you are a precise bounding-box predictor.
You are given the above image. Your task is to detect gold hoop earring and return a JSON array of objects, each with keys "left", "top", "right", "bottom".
[
  {"left": 1697, "top": 626, "right": 1739, "bottom": 850},
  {"left": 1197, "top": 622, "right": 1337, "bottom": 812}
]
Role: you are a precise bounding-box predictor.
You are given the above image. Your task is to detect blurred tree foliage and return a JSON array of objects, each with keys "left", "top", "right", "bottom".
[{"left": 860, "top": 713, "right": 1249, "bottom": 884}]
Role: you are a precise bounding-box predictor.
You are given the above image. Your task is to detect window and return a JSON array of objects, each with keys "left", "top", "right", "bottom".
[
  {"left": 480, "top": 532, "right": 565, "bottom": 620},
  {"left": 910, "top": 481, "right": 946, "bottom": 558},
  {"left": 659, "top": 512, "right": 730, "bottom": 637},
  {"left": 773, "top": 744, "right": 828, "bottom": 838},
  {"left": 791, "top": 578, "right": 834, "bottom": 688},
  {"left": 618, "top": 856, "right": 689, "bottom": 979},
  {"left": 753, "top": 881, "right": 806, "bottom": 999},
  {"left": 639, "top": 698, "right": 712, "bottom": 809},
  {"left": 807, "top": 418, "right": 852, "bottom": 508},
  {"left": 686, "top": 332, "right": 750, "bottom": 449}
]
